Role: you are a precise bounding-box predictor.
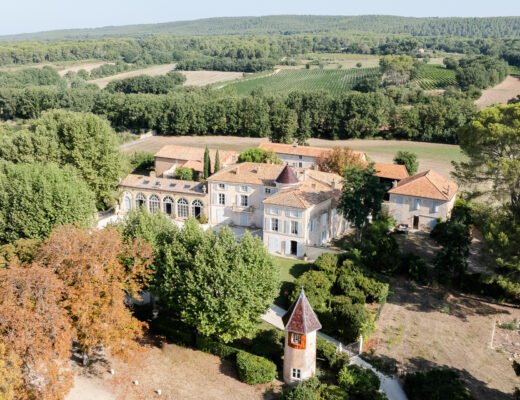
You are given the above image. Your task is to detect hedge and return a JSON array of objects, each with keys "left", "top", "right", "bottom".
[
  {"left": 195, "top": 336, "right": 239, "bottom": 359},
  {"left": 236, "top": 350, "right": 277, "bottom": 385}
]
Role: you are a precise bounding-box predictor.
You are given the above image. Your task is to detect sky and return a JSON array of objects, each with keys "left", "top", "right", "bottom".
[{"left": 1, "top": 0, "right": 520, "bottom": 36}]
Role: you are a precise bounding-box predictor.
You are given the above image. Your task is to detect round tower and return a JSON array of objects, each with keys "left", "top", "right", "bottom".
[
  {"left": 282, "top": 287, "right": 322, "bottom": 384},
  {"left": 275, "top": 165, "right": 300, "bottom": 189}
]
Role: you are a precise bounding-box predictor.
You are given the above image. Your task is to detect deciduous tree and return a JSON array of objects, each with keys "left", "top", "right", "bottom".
[
  {"left": 316, "top": 146, "right": 366, "bottom": 175},
  {"left": 393, "top": 150, "right": 418, "bottom": 175},
  {"left": 0, "top": 265, "right": 73, "bottom": 399},
  {"left": 238, "top": 148, "right": 282, "bottom": 164},
  {"left": 34, "top": 226, "right": 153, "bottom": 363}
]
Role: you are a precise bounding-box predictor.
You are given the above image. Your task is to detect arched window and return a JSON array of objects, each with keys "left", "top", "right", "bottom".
[
  {"left": 177, "top": 198, "right": 189, "bottom": 218},
  {"left": 136, "top": 193, "right": 146, "bottom": 209},
  {"left": 163, "top": 196, "right": 174, "bottom": 217},
  {"left": 149, "top": 194, "right": 160, "bottom": 213},
  {"left": 192, "top": 199, "right": 204, "bottom": 219},
  {"left": 122, "top": 193, "right": 132, "bottom": 212}
]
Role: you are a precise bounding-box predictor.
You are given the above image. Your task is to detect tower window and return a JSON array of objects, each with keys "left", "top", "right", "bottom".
[
  {"left": 291, "top": 333, "right": 302, "bottom": 345},
  {"left": 292, "top": 368, "right": 301, "bottom": 379}
]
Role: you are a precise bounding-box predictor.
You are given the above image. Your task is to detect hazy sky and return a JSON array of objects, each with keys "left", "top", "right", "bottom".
[{"left": 2, "top": 0, "right": 520, "bottom": 36}]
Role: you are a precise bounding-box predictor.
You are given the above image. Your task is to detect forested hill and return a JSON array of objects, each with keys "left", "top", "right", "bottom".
[{"left": 3, "top": 15, "right": 520, "bottom": 41}]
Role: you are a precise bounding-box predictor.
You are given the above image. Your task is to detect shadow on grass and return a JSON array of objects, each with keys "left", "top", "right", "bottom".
[{"left": 275, "top": 261, "right": 311, "bottom": 309}]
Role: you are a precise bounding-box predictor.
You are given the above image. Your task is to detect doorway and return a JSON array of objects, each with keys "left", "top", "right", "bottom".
[
  {"left": 290, "top": 240, "right": 298, "bottom": 255},
  {"left": 413, "top": 216, "right": 419, "bottom": 230}
]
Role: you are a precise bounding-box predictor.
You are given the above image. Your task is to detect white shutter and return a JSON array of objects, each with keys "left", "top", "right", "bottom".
[
  {"left": 298, "top": 222, "right": 303, "bottom": 237},
  {"left": 265, "top": 218, "right": 271, "bottom": 231},
  {"left": 247, "top": 186, "right": 252, "bottom": 193},
  {"left": 213, "top": 194, "right": 218, "bottom": 204},
  {"left": 236, "top": 194, "right": 240, "bottom": 205},
  {"left": 285, "top": 221, "right": 290, "bottom": 234},
  {"left": 224, "top": 194, "right": 228, "bottom": 205},
  {"left": 297, "top": 242, "right": 303, "bottom": 257},
  {"left": 214, "top": 183, "right": 219, "bottom": 190},
  {"left": 224, "top": 184, "right": 228, "bottom": 190},
  {"left": 285, "top": 240, "right": 291, "bottom": 255}
]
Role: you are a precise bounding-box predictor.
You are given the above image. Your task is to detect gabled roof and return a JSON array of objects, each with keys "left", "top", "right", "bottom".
[
  {"left": 388, "top": 169, "right": 458, "bottom": 201},
  {"left": 276, "top": 165, "right": 299, "bottom": 184},
  {"left": 119, "top": 174, "right": 205, "bottom": 194},
  {"left": 154, "top": 145, "right": 238, "bottom": 166},
  {"left": 373, "top": 163, "right": 409, "bottom": 180},
  {"left": 259, "top": 142, "right": 332, "bottom": 158},
  {"left": 282, "top": 288, "right": 322, "bottom": 335}
]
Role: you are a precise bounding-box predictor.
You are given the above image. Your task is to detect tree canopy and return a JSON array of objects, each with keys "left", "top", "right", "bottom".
[
  {"left": 238, "top": 148, "right": 282, "bottom": 164},
  {"left": 317, "top": 146, "right": 366, "bottom": 175},
  {"left": 393, "top": 150, "right": 418, "bottom": 175},
  {"left": 0, "top": 161, "right": 95, "bottom": 244}
]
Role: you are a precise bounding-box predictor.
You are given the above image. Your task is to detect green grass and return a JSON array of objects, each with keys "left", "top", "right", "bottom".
[
  {"left": 510, "top": 65, "right": 520, "bottom": 75},
  {"left": 274, "top": 256, "right": 311, "bottom": 308},
  {"left": 225, "top": 67, "right": 380, "bottom": 96},
  {"left": 413, "top": 64, "right": 457, "bottom": 90}
]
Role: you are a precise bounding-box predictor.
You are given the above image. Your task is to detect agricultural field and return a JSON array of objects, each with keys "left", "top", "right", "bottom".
[
  {"left": 413, "top": 64, "right": 457, "bottom": 89},
  {"left": 225, "top": 67, "right": 380, "bottom": 96},
  {"left": 475, "top": 75, "right": 520, "bottom": 109}
]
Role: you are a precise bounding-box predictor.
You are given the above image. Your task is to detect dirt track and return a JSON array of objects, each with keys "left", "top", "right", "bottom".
[{"left": 475, "top": 76, "right": 520, "bottom": 109}]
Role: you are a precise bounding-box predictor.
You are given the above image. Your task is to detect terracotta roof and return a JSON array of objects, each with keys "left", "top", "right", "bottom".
[
  {"left": 119, "top": 174, "right": 205, "bottom": 195},
  {"left": 207, "top": 162, "right": 284, "bottom": 185},
  {"left": 282, "top": 288, "right": 322, "bottom": 334},
  {"left": 259, "top": 142, "right": 366, "bottom": 161},
  {"left": 263, "top": 187, "right": 340, "bottom": 208},
  {"left": 373, "top": 163, "right": 409, "bottom": 180},
  {"left": 276, "top": 165, "right": 299, "bottom": 184},
  {"left": 182, "top": 159, "right": 204, "bottom": 172},
  {"left": 388, "top": 170, "right": 458, "bottom": 201},
  {"left": 154, "top": 145, "right": 238, "bottom": 166},
  {"left": 259, "top": 142, "right": 332, "bottom": 158}
]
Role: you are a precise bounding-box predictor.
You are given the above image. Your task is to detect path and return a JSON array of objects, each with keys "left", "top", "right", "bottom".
[{"left": 261, "top": 305, "right": 408, "bottom": 400}]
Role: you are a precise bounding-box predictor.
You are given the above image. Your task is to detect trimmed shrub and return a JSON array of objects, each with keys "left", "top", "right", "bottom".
[
  {"left": 249, "top": 328, "right": 284, "bottom": 366},
  {"left": 334, "top": 302, "right": 374, "bottom": 344},
  {"left": 281, "top": 377, "right": 320, "bottom": 400},
  {"left": 319, "top": 385, "right": 349, "bottom": 400},
  {"left": 292, "top": 270, "right": 333, "bottom": 312},
  {"left": 235, "top": 350, "right": 277, "bottom": 385},
  {"left": 196, "top": 336, "right": 238, "bottom": 359},
  {"left": 175, "top": 166, "right": 195, "bottom": 181},
  {"left": 317, "top": 336, "right": 338, "bottom": 367},
  {"left": 338, "top": 364, "right": 380, "bottom": 395},
  {"left": 314, "top": 253, "right": 339, "bottom": 279}
]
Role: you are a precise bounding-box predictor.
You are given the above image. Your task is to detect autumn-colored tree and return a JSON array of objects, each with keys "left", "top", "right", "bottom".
[
  {"left": 317, "top": 146, "right": 366, "bottom": 176},
  {"left": 0, "top": 266, "right": 72, "bottom": 400},
  {"left": 34, "top": 226, "right": 153, "bottom": 364},
  {"left": 0, "top": 238, "right": 41, "bottom": 268},
  {"left": 0, "top": 340, "right": 22, "bottom": 400}
]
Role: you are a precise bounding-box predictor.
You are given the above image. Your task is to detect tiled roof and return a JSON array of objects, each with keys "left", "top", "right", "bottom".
[
  {"left": 207, "top": 162, "right": 285, "bottom": 185},
  {"left": 388, "top": 170, "right": 458, "bottom": 201},
  {"left": 119, "top": 174, "right": 205, "bottom": 195},
  {"left": 373, "top": 163, "right": 409, "bottom": 180},
  {"left": 282, "top": 288, "right": 322, "bottom": 334},
  {"left": 182, "top": 159, "right": 204, "bottom": 172},
  {"left": 276, "top": 165, "right": 299, "bottom": 184},
  {"left": 154, "top": 145, "right": 238, "bottom": 166},
  {"left": 259, "top": 142, "right": 366, "bottom": 161}
]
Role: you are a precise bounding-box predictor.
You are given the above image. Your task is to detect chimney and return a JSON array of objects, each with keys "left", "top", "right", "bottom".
[
  {"left": 392, "top": 180, "right": 398, "bottom": 188},
  {"left": 331, "top": 180, "right": 336, "bottom": 190}
]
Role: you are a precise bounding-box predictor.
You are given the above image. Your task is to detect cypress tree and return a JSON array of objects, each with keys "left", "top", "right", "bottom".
[
  {"left": 203, "top": 146, "right": 210, "bottom": 179},
  {"left": 214, "top": 150, "right": 221, "bottom": 173}
]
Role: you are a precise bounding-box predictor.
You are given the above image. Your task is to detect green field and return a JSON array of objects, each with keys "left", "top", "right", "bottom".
[
  {"left": 274, "top": 256, "right": 310, "bottom": 308},
  {"left": 414, "top": 64, "right": 457, "bottom": 89},
  {"left": 226, "top": 67, "right": 380, "bottom": 96}
]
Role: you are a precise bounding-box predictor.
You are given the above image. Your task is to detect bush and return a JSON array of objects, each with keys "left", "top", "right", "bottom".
[
  {"left": 318, "top": 385, "right": 349, "bottom": 400},
  {"left": 235, "top": 350, "right": 277, "bottom": 385},
  {"left": 175, "top": 167, "right": 196, "bottom": 181},
  {"left": 238, "top": 148, "right": 282, "bottom": 164},
  {"left": 281, "top": 377, "right": 320, "bottom": 400},
  {"left": 404, "top": 368, "right": 474, "bottom": 400},
  {"left": 400, "top": 253, "right": 429, "bottom": 284},
  {"left": 314, "top": 253, "right": 339, "bottom": 279},
  {"left": 317, "top": 336, "right": 339, "bottom": 368},
  {"left": 198, "top": 214, "right": 208, "bottom": 224},
  {"left": 292, "top": 270, "right": 333, "bottom": 312},
  {"left": 338, "top": 364, "right": 380, "bottom": 395},
  {"left": 249, "top": 328, "right": 284, "bottom": 365},
  {"left": 334, "top": 302, "right": 374, "bottom": 343},
  {"left": 196, "top": 336, "right": 238, "bottom": 359}
]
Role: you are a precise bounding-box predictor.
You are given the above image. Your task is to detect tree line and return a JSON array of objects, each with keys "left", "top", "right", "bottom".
[{"left": 0, "top": 86, "right": 477, "bottom": 144}]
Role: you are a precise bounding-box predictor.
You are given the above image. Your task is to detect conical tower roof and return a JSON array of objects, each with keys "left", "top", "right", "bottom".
[
  {"left": 282, "top": 288, "right": 322, "bottom": 334},
  {"left": 275, "top": 165, "right": 299, "bottom": 185}
]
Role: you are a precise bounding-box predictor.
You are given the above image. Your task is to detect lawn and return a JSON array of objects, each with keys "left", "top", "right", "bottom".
[{"left": 273, "top": 256, "right": 311, "bottom": 308}]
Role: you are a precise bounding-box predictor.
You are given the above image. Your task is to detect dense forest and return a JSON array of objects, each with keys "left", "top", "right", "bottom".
[{"left": 2, "top": 15, "right": 520, "bottom": 41}]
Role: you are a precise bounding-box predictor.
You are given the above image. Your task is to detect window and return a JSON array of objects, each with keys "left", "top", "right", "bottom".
[
  {"left": 292, "top": 368, "right": 301, "bottom": 380},
  {"left": 298, "top": 155, "right": 303, "bottom": 160},
  {"left": 123, "top": 194, "right": 132, "bottom": 212},
  {"left": 240, "top": 195, "right": 248, "bottom": 207},
  {"left": 321, "top": 213, "right": 327, "bottom": 225},
  {"left": 264, "top": 187, "right": 272, "bottom": 194},
  {"left": 218, "top": 183, "right": 225, "bottom": 190},
  {"left": 136, "top": 193, "right": 146, "bottom": 209},
  {"left": 169, "top": 183, "right": 176, "bottom": 188},
  {"left": 184, "top": 184, "right": 190, "bottom": 189},
  {"left": 414, "top": 199, "right": 421, "bottom": 210},
  {"left": 397, "top": 196, "right": 403, "bottom": 205},
  {"left": 163, "top": 196, "right": 174, "bottom": 216},
  {"left": 154, "top": 181, "right": 161, "bottom": 187},
  {"left": 192, "top": 199, "right": 204, "bottom": 219},
  {"left": 311, "top": 218, "right": 317, "bottom": 232},
  {"left": 291, "top": 221, "right": 299, "bottom": 235},
  {"left": 268, "top": 207, "right": 281, "bottom": 216},
  {"left": 149, "top": 194, "right": 160, "bottom": 213},
  {"left": 291, "top": 333, "right": 302, "bottom": 345},
  {"left": 142, "top": 180, "right": 150, "bottom": 185},
  {"left": 177, "top": 198, "right": 189, "bottom": 218},
  {"left": 286, "top": 210, "right": 302, "bottom": 218},
  {"left": 218, "top": 193, "right": 226, "bottom": 205},
  {"left": 298, "top": 162, "right": 303, "bottom": 168},
  {"left": 240, "top": 185, "right": 248, "bottom": 192},
  {"left": 432, "top": 201, "right": 440, "bottom": 213},
  {"left": 271, "top": 218, "right": 279, "bottom": 232}
]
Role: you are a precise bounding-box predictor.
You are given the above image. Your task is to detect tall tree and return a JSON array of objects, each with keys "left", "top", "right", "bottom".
[
  {"left": 34, "top": 226, "right": 153, "bottom": 364},
  {"left": 393, "top": 150, "right": 419, "bottom": 175},
  {"left": 214, "top": 149, "right": 221, "bottom": 173},
  {"left": 453, "top": 103, "right": 520, "bottom": 217},
  {"left": 316, "top": 146, "right": 366, "bottom": 175},
  {"left": 142, "top": 218, "right": 279, "bottom": 342},
  {"left": 0, "top": 162, "right": 96, "bottom": 244},
  {"left": 269, "top": 99, "right": 298, "bottom": 144},
  {"left": 0, "top": 265, "right": 73, "bottom": 399},
  {"left": 237, "top": 148, "right": 282, "bottom": 164},
  {"left": 203, "top": 146, "right": 211, "bottom": 179},
  {"left": 338, "top": 164, "right": 386, "bottom": 240}
]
